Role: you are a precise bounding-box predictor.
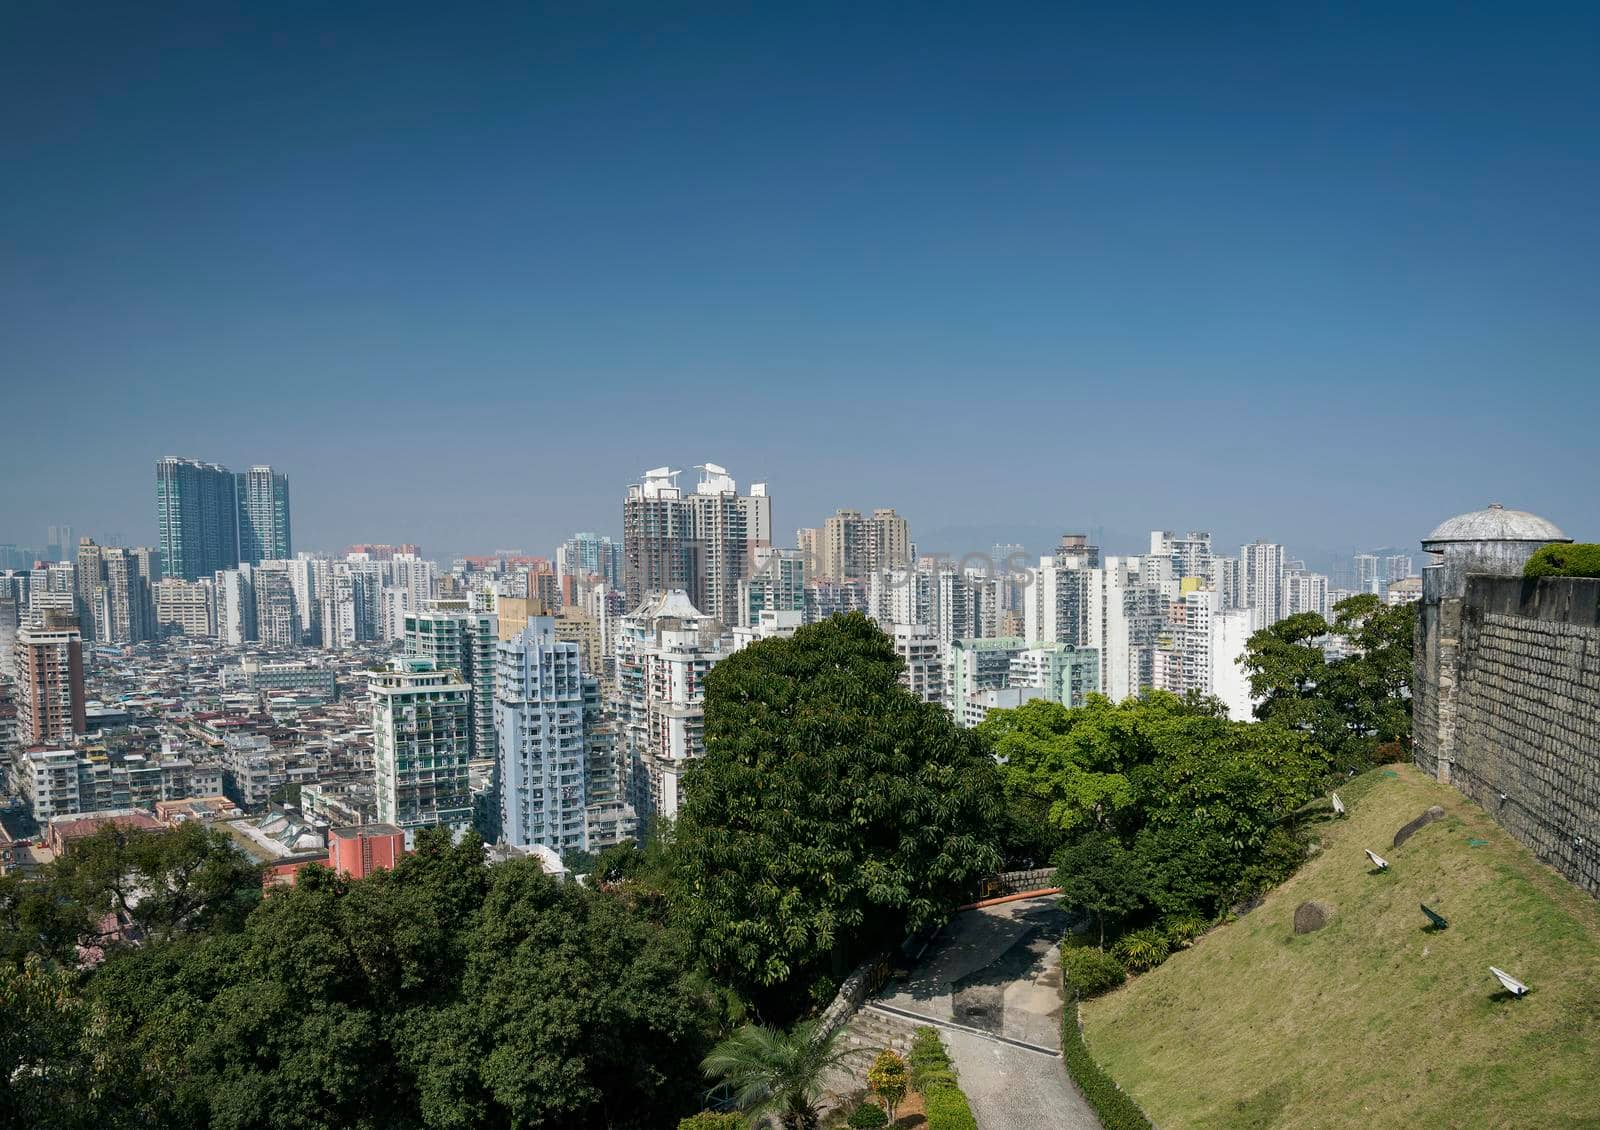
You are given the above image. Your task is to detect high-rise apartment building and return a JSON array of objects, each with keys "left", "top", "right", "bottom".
[
  {"left": 890, "top": 622, "right": 945, "bottom": 706},
  {"left": 616, "top": 590, "right": 726, "bottom": 822},
  {"left": 153, "top": 578, "right": 216, "bottom": 637},
  {"left": 236, "top": 466, "right": 292, "bottom": 565},
  {"left": 495, "top": 618, "right": 590, "bottom": 854},
  {"left": 1384, "top": 554, "right": 1414, "bottom": 582},
  {"left": 1354, "top": 553, "right": 1382, "bottom": 595},
  {"left": 622, "top": 464, "right": 770, "bottom": 625},
  {"left": 16, "top": 612, "right": 86, "bottom": 746},
  {"left": 215, "top": 567, "right": 256, "bottom": 644},
  {"left": 1284, "top": 569, "right": 1330, "bottom": 619},
  {"left": 623, "top": 468, "right": 693, "bottom": 609},
  {"left": 1150, "top": 531, "right": 1214, "bottom": 581},
  {"left": 686, "top": 465, "right": 772, "bottom": 627},
  {"left": 1090, "top": 556, "right": 1166, "bottom": 702},
  {"left": 737, "top": 547, "right": 806, "bottom": 628},
  {"left": 1024, "top": 534, "right": 1099, "bottom": 646},
  {"left": 156, "top": 458, "right": 239, "bottom": 581},
  {"left": 815, "top": 507, "right": 912, "bottom": 581},
  {"left": 370, "top": 657, "right": 474, "bottom": 841},
  {"left": 1239, "top": 539, "right": 1286, "bottom": 630},
  {"left": 1151, "top": 580, "right": 1254, "bottom": 719},
  {"left": 252, "top": 561, "right": 299, "bottom": 645},
  {"left": 557, "top": 532, "right": 623, "bottom": 595},
  {"left": 45, "top": 525, "right": 74, "bottom": 563},
  {"left": 405, "top": 601, "right": 499, "bottom": 763}
]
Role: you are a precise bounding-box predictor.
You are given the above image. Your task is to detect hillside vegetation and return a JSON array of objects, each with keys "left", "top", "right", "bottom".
[{"left": 1081, "top": 763, "right": 1600, "bottom": 1129}]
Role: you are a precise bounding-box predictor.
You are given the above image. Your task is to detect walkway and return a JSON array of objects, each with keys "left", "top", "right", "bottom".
[{"left": 869, "top": 897, "right": 1101, "bottom": 1130}]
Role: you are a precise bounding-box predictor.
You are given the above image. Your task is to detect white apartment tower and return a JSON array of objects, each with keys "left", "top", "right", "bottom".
[
  {"left": 616, "top": 589, "right": 727, "bottom": 823},
  {"left": 405, "top": 601, "right": 499, "bottom": 763},
  {"left": 1239, "top": 540, "right": 1286, "bottom": 630},
  {"left": 370, "top": 657, "right": 474, "bottom": 841},
  {"left": 495, "top": 618, "right": 590, "bottom": 854}
]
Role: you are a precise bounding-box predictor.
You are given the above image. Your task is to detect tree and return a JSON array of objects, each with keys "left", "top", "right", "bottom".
[
  {"left": 672, "top": 613, "right": 1003, "bottom": 1017},
  {"left": 1055, "top": 833, "right": 1145, "bottom": 948},
  {"left": 866, "top": 1048, "right": 909, "bottom": 1120},
  {"left": 992, "top": 693, "right": 1326, "bottom": 933},
  {"left": 0, "top": 957, "right": 99, "bottom": 1130},
  {"left": 1243, "top": 595, "right": 1416, "bottom": 770},
  {"left": 700, "top": 1021, "right": 862, "bottom": 1130},
  {"left": 0, "top": 822, "right": 260, "bottom": 968},
  {"left": 80, "top": 827, "right": 722, "bottom": 1129}
]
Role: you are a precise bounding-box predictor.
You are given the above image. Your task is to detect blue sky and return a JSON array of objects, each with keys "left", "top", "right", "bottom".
[{"left": 3, "top": 1, "right": 1596, "bottom": 565}]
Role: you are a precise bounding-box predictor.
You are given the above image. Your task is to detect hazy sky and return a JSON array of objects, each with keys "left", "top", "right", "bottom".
[{"left": 4, "top": 2, "right": 1596, "bottom": 566}]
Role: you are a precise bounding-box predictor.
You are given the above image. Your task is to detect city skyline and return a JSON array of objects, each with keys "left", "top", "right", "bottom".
[
  {"left": 0, "top": 449, "right": 1538, "bottom": 573},
  {"left": 4, "top": 3, "right": 1598, "bottom": 558}
]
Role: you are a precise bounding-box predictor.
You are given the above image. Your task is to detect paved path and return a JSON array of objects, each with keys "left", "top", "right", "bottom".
[{"left": 871, "top": 897, "right": 1100, "bottom": 1130}]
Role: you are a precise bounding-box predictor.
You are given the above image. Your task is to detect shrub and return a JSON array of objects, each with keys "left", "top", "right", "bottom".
[
  {"left": 678, "top": 1114, "right": 743, "bottom": 1130},
  {"left": 867, "top": 1049, "right": 909, "bottom": 1119},
  {"left": 1061, "top": 1009, "right": 1154, "bottom": 1130},
  {"left": 1524, "top": 543, "right": 1600, "bottom": 579},
  {"left": 1162, "top": 916, "right": 1208, "bottom": 948},
  {"left": 1063, "top": 945, "right": 1127, "bottom": 998},
  {"left": 847, "top": 1102, "right": 890, "bottom": 1128},
  {"left": 1112, "top": 928, "right": 1172, "bottom": 973},
  {"left": 923, "top": 1084, "right": 979, "bottom": 1130}
]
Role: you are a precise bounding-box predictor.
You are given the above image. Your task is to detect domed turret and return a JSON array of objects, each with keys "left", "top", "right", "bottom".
[{"left": 1421, "top": 503, "right": 1570, "bottom": 598}]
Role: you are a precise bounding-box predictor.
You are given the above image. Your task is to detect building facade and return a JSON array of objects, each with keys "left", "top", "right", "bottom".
[
  {"left": 236, "top": 465, "right": 292, "bottom": 565},
  {"left": 156, "top": 457, "right": 239, "bottom": 581},
  {"left": 370, "top": 658, "right": 474, "bottom": 841}
]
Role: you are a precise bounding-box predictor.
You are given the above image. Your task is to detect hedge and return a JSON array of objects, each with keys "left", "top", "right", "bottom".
[
  {"left": 1060, "top": 1004, "right": 1153, "bottom": 1130},
  {"left": 908, "top": 1026, "right": 979, "bottom": 1130},
  {"left": 1524, "top": 544, "right": 1600, "bottom": 579},
  {"left": 923, "top": 1084, "right": 979, "bottom": 1130},
  {"left": 677, "top": 1114, "right": 743, "bottom": 1130}
]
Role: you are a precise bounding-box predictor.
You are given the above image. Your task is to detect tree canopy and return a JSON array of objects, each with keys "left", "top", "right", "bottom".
[
  {"left": 670, "top": 612, "right": 1003, "bottom": 1018},
  {"left": 981, "top": 692, "right": 1329, "bottom": 935},
  {"left": 1, "top": 828, "right": 722, "bottom": 1130},
  {"left": 1242, "top": 594, "right": 1415, "bottom": 770}
]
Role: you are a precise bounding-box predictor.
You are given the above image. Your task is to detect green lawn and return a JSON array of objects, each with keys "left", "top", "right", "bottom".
[{"left": 1081, "top": 763, "right": 1600, "bottom": 1129}]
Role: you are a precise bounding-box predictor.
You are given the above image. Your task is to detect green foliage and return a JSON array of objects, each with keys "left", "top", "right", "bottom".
[
  {"left": 922, "top": 1083, "right": 979, "bottom": 1130},
  {"left": 866, "top": 1048, "right": 909, "bottom": 1117},
  {"left": 900, "top": 1027, "right": 975, "bottom": 1130},
  {"left": 0, "top": 956, "right": 102, "bottom": 1130},
  {"left": 1524, "top": 543, "right": 1600, "bottom": 578},
  {"left": 914, "top": 1068, "right": 960, "bottom": 1093},
  {"left": 0, "top": 822, "right": 260, "bottom": 967},
  {"left": 847, "top": 1100, "right": 890, "bottom": 1127},
  {"left": 700, "top": 1020, "right": 862, "bottom": 1130},
  {"left": 671, "top": 613, "right": 1003, "bottom": 1017},
  {"left": 996, "top": 693, "right": 1328, "bottom": 941},
  {"left": 1062, "top": 945, "right": 1127, "bottom": 998},
  {"left": 1062, "top": 1010, "right": 1154, "bottom": 1130},
  {"left": 1055, "top": 834, "right": 1146, "bottom": 947},
  {"left": 908, "top": 1025, "right": 951, "bottom": 1089},
  {"left": 1162, "top": 916, "right": 1209, "bottom": 948},
  {"left": 61, "top": 826, "right": 720, "bottom": 1129},
  {"left": 1111, "top": 928, "right": 1171, "bottom": 974},
  {"left": 1243, "top": 595, "right": 1416, "bottom": 771},
  {"left": 678, "top": 1114, "right": 744, "bottom": 1130}
]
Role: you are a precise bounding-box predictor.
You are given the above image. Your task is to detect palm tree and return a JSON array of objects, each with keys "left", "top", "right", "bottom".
[{"left": 701, "top": 1020, "right": 863, "bottom": 1130}]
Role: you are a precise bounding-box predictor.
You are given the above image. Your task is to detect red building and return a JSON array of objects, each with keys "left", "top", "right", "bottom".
[{"left": 328, "top": 824, "right": 407, "bottom": 880}]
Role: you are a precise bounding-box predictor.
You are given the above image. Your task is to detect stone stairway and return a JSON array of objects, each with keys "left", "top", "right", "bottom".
[
  {"left": 843, "top": 1002, "right": 919, "bottom": 1056},
  {"left": 819, "top": 1002, "right": 922, "bottom": 1116}
]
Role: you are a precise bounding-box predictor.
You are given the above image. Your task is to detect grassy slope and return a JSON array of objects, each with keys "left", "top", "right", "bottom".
[{"left": 1081, "top": 763, "right": 1600, "bottom": 1130}]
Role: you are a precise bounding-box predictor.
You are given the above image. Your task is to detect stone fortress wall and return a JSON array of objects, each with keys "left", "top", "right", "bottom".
[{"left": 1415, "top": 569, "right": 1600, "bottom": 897}]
